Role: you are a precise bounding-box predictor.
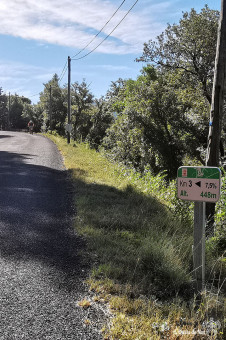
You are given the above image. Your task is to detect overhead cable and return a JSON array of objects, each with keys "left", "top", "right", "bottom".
[
  {"left": 29, "top": 92, "right": 41, "bottom": 98},
  {"left": 59, "top": 61, "right": 68, "bottom": 83},
  {"left": 71, "top": 0, "right": 127, "bottom": 59},
  {"left": 29, "top": 61, "right": 67, "bottom": 100},
  {"left": 72, "top": 0, "right": 139, "bottom": 61},
  {"left": 27, "top": 0, "right": 138, "bottom": 100}
]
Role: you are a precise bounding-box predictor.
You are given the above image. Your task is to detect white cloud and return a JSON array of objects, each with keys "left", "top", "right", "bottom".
[
  {"left": 0, "top": 60, "right": 50, "bottom": 79},
  {"left": 0, "top": 0, "right": 166, "bottom": 55}
]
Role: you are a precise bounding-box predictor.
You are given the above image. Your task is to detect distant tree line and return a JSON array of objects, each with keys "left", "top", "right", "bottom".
[
  {"left": 1, "top": 6, "right": 223, "bottom": 179},
  {"left": 0, "top": 89, "right": 32, "bottom": 130}
]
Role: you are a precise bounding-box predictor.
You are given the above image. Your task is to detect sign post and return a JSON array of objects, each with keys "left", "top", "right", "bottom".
[
  {"left": 177, "top": 166, "right": 221, "bottom": 292},
  {"left": 193, "top": 201, "right": 206, "bottom": 291}
]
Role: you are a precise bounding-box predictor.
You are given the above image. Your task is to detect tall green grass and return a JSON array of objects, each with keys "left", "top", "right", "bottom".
[
  {"left": 48, "top": 135, "right": 193, "bottom": 296},
  {"left": 46, "top": 134, "right": 225, "bottom": 339}
]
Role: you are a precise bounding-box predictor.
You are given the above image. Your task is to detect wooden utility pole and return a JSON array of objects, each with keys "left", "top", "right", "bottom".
[
  {"left": 67, "top": 56, "right": 71, "bottom": 144},
  {"left": 8, "top": 92, "right": 11, "bottom": 130},
  {"left": 205, "top": 0, "right": 226, "bottom": 234},
  {"left": 206, "top": 0, "right": 226, "bottom": 167},
  {"left": 49, "top": 85, "right": 52, "bottom": 133}
]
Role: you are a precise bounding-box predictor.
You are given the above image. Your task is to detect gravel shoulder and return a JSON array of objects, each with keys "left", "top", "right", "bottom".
[{"left": 0, "top": 131, "right": 107, "bottom": 339}]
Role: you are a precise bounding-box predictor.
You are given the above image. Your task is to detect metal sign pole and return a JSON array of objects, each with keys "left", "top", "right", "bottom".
[
  {"left": 177, "top": 166, "right": 221, "bottom": 292},
  {"left": 193, "top": 201, "right": 206, "bottom": 292}
]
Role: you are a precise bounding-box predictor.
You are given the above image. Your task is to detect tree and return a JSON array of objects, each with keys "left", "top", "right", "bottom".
[
  {"left": 39, "top": 74, "right": 67, "bottom": 134},
  {"left": 10, "top": 95, "right": 31, "bottom": 129},
  {"left": 137, "top": 6, "right": 219, "bottom": 104},
  {"left": 22, "top": 102, "right": 44, "bottom": 132},
  {"left": 105, "top": 78, "right": 126, "bottom": 114},
  {"left": 103, "top": 66, "right": 209, "bottom": 178},
  {"left": 86, "top": 97, "right": 113, "bottom": 149},
  {"left": 70, "top": 80, "right": 94, "bottom": 141},
  {"left": 0, "top": 88, "right": 8, "bottom": 130}
]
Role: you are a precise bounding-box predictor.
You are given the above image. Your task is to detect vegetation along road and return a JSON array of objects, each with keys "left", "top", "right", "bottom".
[{"left": 0, "top": 131, "right": 105, "bottom": 339}]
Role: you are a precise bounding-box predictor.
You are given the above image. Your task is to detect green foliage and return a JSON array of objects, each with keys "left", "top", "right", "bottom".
[
  {"left": 215, "top": 174, "right": 226, "bottom": 256},
  {"left": 137, "top": 5, "right": 219, "bottom": 103},
  {"left": 70, "top": 80, "right": 94, "bottom": 141},
  {"left": 86, "top": 97, "right": 113, "bottom": 149},
  {"left": 21, "top": 6, "right": 218, "bottom": 183},
  {"left": 105, "top": 78, "right": 126, "bottom": 114},
  {"left": 100, "top": 7, "right": 218, "bottom": 179},
  {"left": 118, "top": 165, "right": 194, "bottom": 225},
  {"left": 103, "top": 67, "right": 207, "bottom": 178},
  {"left": 35, "top": 77, "right": 113, "bottom": 146},
  {"left": 22, "top": 102, "right": 44, "bottom": 132},
  {"left": 103, "top": 6, "right": 219, "bottom": 178},
  {"left": 67, "top": 81, "right": 113, "bottom": 148},
  {"left": 9, "top": 94, "right": 31, "bottom": 129},
  {"left": 205, "top": 174, "right": 226, "bottom": 292},
  {"left": 0, "top": 88, "right": 8, "bottom": 130},
  {"left": 40, "top": 74, "right": 67, "bottom": 134},
  {"left": 35, "top": 7, "right": 216, "bottom": 181}
]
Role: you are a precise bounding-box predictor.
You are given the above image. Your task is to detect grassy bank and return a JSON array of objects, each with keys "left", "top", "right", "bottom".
[{"left": 47, "top": 134, "right": 225, "bottom": 339}]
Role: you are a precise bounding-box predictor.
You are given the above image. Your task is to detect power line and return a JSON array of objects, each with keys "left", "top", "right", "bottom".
[
  {"left": 29, "top": 92, "right": 40, "bottom": 98},
  {"left": 71, "top": 0, "right": 127, "bottom": 59},
  {"left": 28, "top": 62, "right": 67, "bottom": 100},
  {"left": 27, "top": 0, "right": 138, "bottom": 101},
  {"left": 71, "top": 0, "right": 139, "bottom": 61},
  {"left": 59, "top": 61, "right": 68, "bottom": 83}
]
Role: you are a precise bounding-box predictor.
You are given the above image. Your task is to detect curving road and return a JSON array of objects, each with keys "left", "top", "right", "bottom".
[{"left": 0, "top": 131, "right": 104, "bottom": 339}]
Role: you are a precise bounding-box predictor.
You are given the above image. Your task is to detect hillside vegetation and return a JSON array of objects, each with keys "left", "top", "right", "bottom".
[{"left": 47, "top": 134, "right": 225, "bottom": 339}]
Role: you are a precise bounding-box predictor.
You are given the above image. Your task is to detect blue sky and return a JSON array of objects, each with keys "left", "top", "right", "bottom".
[{"left": 0, "top": 0, "right": 220, "bottom": 104}]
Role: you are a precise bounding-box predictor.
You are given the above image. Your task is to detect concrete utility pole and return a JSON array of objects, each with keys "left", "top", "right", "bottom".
[
  {"left": 67, "top": 56, "right": 71, "bottom": 144},
  {"left": 192, "top": 1, "right": 226, "bottom": 291},
  {"left": 206, "top": 0, "right": 226, "bottom": 167},
  {"left": 205, "top": 0, "right": 226, "bottom": 233}
]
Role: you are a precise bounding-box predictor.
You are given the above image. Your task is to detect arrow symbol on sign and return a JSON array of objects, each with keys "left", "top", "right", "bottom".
[{"left": 195, "top": 181, "right": 201, "bottom": 187}]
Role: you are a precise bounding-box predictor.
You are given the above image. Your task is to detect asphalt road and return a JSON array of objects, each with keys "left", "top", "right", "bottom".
[{"left": 0, "top": 131, "right": 105, "bottom": 339}]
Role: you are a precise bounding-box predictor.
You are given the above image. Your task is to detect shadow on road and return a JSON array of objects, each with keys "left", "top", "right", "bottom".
[
  {"left": 0, "top": 134, "right": 14, "bottom": 139},
  {"left": 0, "top": 151, "right": 89, "bottom": 292}
]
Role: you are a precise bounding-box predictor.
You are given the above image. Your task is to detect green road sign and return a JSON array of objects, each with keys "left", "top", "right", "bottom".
[{"left": 177, "top": 166, "right": 221, "bottom": 202}]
